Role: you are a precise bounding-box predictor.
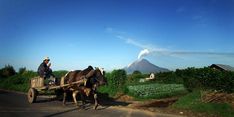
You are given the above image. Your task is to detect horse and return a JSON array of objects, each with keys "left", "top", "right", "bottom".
[{"left": 60, "top": 66, "right": 106, "bottom": 109}]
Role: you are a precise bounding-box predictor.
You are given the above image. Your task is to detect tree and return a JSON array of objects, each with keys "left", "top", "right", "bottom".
[
  {"left": 19, "top": 67, "right": 27, "bottom": 74},
  {"left": 109, "top": 69, "right": 127, "bottom": 90},
  {"left": 0, "top": 65, "right": 16, "bottom": 78},
  {"left": 132, "top": 70, "right": 142, "bottom": 75}
]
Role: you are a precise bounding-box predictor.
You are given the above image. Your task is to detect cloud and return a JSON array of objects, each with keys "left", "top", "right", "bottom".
[
  {"left": 115, "top": 34, "right": 166, "bottom": 52},
  {"left": 126, "top": 38, "right": 146, "bottom": 49},
  {"left": 164, "top": 51, "right": 234, "bottom": 56},
  {"left": 106, "top": 27, "right": 234, "bottom": 59}
]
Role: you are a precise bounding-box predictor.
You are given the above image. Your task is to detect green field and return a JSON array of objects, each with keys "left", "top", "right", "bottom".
[{"left": 127, "top": 83, "right": 187, "bottom": 99}]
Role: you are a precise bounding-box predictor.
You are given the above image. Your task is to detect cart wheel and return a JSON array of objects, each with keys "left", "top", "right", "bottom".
[{"left": 28, "top": 88, "right": 37, "bottom": 103}]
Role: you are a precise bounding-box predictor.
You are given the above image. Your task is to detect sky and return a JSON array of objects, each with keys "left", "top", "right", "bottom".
[{"left": 0, "top": 0, "right": 234, "bottom": 71}]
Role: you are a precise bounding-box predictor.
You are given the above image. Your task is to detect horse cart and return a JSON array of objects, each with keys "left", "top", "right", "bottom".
[{"left": 27, "top": 76, "right": 84, "bottom": 103}]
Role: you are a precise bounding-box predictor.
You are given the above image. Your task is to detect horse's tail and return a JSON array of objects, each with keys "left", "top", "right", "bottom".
[{"left": 60, "top": 76, "right": 65, "bottom": 86}]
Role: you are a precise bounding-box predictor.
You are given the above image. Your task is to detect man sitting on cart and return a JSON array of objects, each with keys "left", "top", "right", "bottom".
[{"left": 37, "top": 57, "right": 56, "bottom": 85}]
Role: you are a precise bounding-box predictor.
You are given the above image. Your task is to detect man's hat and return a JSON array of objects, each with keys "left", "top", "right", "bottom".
[{"left": 44, "top": 57, "right": 50, "bottom": 61}]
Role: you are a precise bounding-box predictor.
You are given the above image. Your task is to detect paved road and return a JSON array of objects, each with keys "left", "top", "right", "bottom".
[{"left": 0, "top": 90, "right": 183, "bottom": 117}]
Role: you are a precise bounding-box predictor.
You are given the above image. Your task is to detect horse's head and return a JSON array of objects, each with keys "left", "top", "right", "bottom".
[{"left": 93, "top": 67, "right": 107, "bottom": 86}]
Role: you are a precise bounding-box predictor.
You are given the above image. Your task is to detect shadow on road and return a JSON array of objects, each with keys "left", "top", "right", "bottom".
[
  {"left": 97, "top": 92, "right": 131, "bottom": 107},
  {"left": 35, "top": 96, "right": 59, "bottom": 103},
  {"left": 44, "top": 107, "right": 78, "bottom": 117},
  {"left": 35, "top": 92, "right": 131, "bottom": 112}
]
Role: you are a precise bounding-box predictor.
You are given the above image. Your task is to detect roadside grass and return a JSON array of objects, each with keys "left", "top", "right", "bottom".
[
  {"left": 98, "top": 85, "right": 119, "bottom": 97},
  {"left": 0, "top": 71, "right": 36, "bottom": 92},
  {"left": 172, "top": 90, "right": 234, "bottom": 117},
  {"left": 0, "top": 70, "right": 67, "bottom": 92}
]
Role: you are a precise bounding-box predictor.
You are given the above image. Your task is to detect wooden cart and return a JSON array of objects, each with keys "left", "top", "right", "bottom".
[{"left": 28, "top": 77, "right": 84, "bottom": 103}]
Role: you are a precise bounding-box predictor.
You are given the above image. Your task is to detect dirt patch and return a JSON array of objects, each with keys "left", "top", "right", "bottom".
[
  {"left": 114, "top": 94, "right": 134, "bottom": 102},
  {"left": 129, "top": 97, "right": 178, "bottom": 108},
  {"left": 114, "top": 93, "right": 178, "bottom": 108}
]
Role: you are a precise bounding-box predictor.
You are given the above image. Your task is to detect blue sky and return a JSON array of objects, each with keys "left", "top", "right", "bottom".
[{"left": 0, "top": 0, "right": 234, "bottom": 71}]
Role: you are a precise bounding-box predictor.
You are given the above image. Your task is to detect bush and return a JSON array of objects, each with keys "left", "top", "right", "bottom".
[{"left": 155, "top": 71, "right": 183, "bottom": 84}]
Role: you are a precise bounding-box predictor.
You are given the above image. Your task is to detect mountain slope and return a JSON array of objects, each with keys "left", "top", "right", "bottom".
[{"left": 124, "top": 59, "right": 169, "bottom": 74}]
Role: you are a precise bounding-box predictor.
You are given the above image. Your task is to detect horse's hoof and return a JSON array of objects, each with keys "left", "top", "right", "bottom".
[{"left": 94, "top": 104, "right": 98, "bottom": 110}]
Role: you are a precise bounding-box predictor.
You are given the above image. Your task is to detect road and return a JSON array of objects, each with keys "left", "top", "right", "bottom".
[{"left": 0, "top": 90, "right": 183, "bottom": 117}]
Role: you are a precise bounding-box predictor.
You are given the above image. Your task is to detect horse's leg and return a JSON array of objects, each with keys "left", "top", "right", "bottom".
[
  {"left": 93, "top": 93, "right": 98, "bottom": 110},
  {"left": 80, "top": 93, "right": 85, "bottom": 109},
  {"left": 63, "top": 92, "right": 67, "bottom": 106},
  {"left": 72, "top": 90, "right": 79, "bottom": 106}
]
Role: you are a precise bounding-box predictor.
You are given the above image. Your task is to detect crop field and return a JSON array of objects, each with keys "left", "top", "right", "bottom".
[{"left": 127, "top": 83, "right": 187, "bottom": 99}]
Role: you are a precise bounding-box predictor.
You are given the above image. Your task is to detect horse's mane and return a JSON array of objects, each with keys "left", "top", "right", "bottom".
[{"left": 82, "top": 66, "right": 94, "bottom": 74}]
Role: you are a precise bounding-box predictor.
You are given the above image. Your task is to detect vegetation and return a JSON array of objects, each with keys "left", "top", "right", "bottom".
[
  {"left": 0, "top": 70, "right": 37, "bottom": 92},
  {"left": 126, "top": 71, "right": 149, "bottom": 85},
  {"left": 0, "top": 65, "right": 16, "bottom": 78},
  {"left": 53, "top": 70, "right": 68, "bottom": 78},
  {"left": 0, "top": 66, "right": 67, "bottom": 92},
  {"left": 18, "top": 67, "right": 27, "bottom": 75},
  {"left": 153, "top": 67, "right": 234, "bottom": 93},
  {"left": 98, "top": 69, "right": 127, "bottom": 96},
  {"left": 0, "top": 65, "right": 233, "bottom": 117}
]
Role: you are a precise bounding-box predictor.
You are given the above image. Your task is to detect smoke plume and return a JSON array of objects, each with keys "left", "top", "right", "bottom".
[{"left": 138, "top": 49, "right": 150, "bottom": 59}]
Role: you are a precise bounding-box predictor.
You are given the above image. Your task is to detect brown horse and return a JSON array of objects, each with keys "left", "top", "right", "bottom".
[{"left": 61, "top": 66, "right": 106, "bottom": 109}]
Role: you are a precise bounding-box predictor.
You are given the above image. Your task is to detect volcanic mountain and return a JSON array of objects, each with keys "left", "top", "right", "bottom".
[{"left": 124, "top": 59, "right": 169, "bottom": 74}]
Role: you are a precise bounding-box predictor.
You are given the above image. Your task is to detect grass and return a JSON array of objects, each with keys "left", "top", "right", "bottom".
[{"left": 172, "top": 90, "right": 234, "bottom": 117}]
